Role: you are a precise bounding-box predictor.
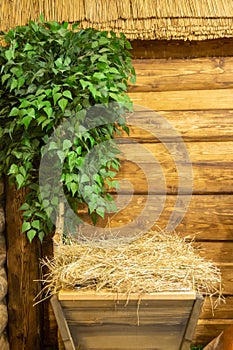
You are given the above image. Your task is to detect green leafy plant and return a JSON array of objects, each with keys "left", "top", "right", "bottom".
[{"left": 0, "top": 17, "right": 135, "bottom": 242}]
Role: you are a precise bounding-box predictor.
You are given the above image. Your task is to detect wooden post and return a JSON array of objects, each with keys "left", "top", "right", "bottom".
[{"left": 5, "top": 181, "right": 43, "bottom": 350}]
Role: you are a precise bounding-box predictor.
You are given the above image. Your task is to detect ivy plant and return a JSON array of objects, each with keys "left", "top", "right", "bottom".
[{"left": 0, "top": 17, "right": 135, "bottom": 242}]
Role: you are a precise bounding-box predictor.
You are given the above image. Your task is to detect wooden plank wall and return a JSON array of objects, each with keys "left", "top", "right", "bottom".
[
  {"left": 78, "top": 57, "right": 233, "bottom": 345},
  {"left": 128, "top": 57, "right": 233, "bottom": 344},
  {"left": 41, "top": 57, "right": 233, "bottom": 347}
]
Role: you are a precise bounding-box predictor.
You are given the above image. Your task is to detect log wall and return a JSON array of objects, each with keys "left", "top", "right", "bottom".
[
  {"left": 126, "top": 57, "right": 233, "bottom": 344},
  {"left": 0, "top": 179, "right": 9, "bottom": 350},
  {"left": 78, "top": 57, "right": 233, "bottom": 345}
]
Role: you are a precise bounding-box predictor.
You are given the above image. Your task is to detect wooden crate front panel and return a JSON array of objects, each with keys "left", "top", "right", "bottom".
[{"left": 60, "top": 298, "right": 195, "bottom": 350}]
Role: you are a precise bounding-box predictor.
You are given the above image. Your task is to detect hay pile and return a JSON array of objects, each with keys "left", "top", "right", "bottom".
[{"left": 42, "top": 230, "right": 222, "bottom": 300}]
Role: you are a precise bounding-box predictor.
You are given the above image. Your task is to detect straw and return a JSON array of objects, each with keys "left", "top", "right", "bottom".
[
  {"left": 41, "top": 229, "right": 222, "bottom": 305},
  {"left": 1, "top": 0, "right": 233, "bottom": 40}
]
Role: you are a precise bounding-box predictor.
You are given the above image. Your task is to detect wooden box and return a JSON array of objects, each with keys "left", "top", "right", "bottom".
[{"left": 51, "top": 290, "right": 203, "bottom": 350}]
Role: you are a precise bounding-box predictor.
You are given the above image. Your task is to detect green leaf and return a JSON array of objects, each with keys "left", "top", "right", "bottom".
[
  {"left": 5, "top": 49, "right": 14, "bottom": 60},
  {"left": 39, "top": 13, "right": 45, "bottom": 23},
  {"left": 1, "top": 73, "right": 11, "bottom": 84},
  {"left": 51, "top": 197, "right": 59, "bottom": 206},
  {"left": 19, "top": 203, "right": 30, "bottom": 211},
  {"left": 10, "top": 78, "right": 18, "bottom": 91},
  {"left": 108, "top": 67, "right": 120, "bottom": 74},
  {"left": 55, "top": 57, "right": 63, "bottom": 67},
  {"left": 70, "top": 182, "right": 77, "bottom": 196},
  {"left": 62, "top": 90, "right": 72, "bottom": 100},
  {"left": 31, "top": 220, "right": 41, "bottom": 230},
  {"left": 16, "top": 174, "right": 25, "bottom": 189},
  {"left": 130, "top": 73, "right": 136, "bottom": 84},
  {"left": 96, "top": 206, "right": 105, "bottom": 218},
  {"left": 38, "top": 231, "right": 45, "bottom": 242},
  {"left": 91, "top": 41, "right": 98, "bottom": 48},
  {"left": 19, "top": 100, "right": 31, "bottom": 108},
  {"left": 99, "top": 36, "right": 109, "bottom": 45},
  {"left": 9, "top": 107, "right": 19, "bottom": 117},
  {"left": 79, "top": 79, "right": 89, "bottom": 89},
  {"left": 23, "top": 43, "right": 34, "bottom": 51},
  {"left": 93, "top": 72, "right": 105, "bottom": 80},
  {"left": 64, "top": 57, "right": 71, "bottom": 66},
  {"left": 8, "top": 163, "right": 18, "bottom": 175},
  {"left": 22, "top": 115, "right": 33, "bottom": 130},
  {"left": 80, "top": 174, "right": 89, "bottom": 183},
  {"left": 62, "top": 139, "right": 72, "bottom": 151},
  {"left": 22, "top": 221, "right": 31, "bottom": 233},
  {"left": 53, "top": 92, "right": 62, "bottom": 104},
  {"left": 57, "top": 150, "right": 65, "bottom": 163},
  {"left": 48, "top": 141, "right": 59, "bottom": 150},
  {"left": 58, "top": 98, "right": 68, "bottom": 112},
  {"left": 43, "top": 106, "right": 53, "bottom": 118},
  {"left": 18, "top": 77, "right": 25, "bottom": 89},
  {"left": 27, "top": 229, "right": 37, "bottom": 242}
]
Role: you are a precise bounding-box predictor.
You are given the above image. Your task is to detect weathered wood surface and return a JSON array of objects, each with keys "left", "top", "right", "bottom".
[
  {"left": 128, "top": 89, "right": 233, "bottom": 110},
  {"left": 200, "top": 296, "right": 233, "bottom": 319},
  {"left": 53, "top": 291, "right": 201, "bottom": 350},
  {"left": 50, "top": 296, "right": 75, "bottom": 350},
  {"left": 5, "top": 182, "right": 43, "bottom": 350},
  {"left": 42, "top": 233, "right": 58, "bottom": 349},
  {"left": 129, "top": 57, "right": 233, "bottom": 92},
  {"left": 131, "top": 39, "right": 233, "bottom": 59},
  {"left": 79, "top": 194, "right": 233, "bottom": 241},
  {"left": 114, "top": 141, "right": 233, "bottom": 194},
  {"left": 194, "top": 319, "right": 233, "bottom": 344},
  {"left": 58, "top": 290, "right": 196, "bottom": 301},
  {"left": 46, "top": 54, "right": 233, "bottom": 347},
  {"left": 0, "top": 179, "right": 9, "bottom": 350},
  {"left": 123, "top": 109, "right": 233, "bottom": 142}
]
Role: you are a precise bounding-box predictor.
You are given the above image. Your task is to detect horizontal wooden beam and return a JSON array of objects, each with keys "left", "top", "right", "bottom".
[
  {"left": 114, "top": 141, "right": 233, "bottom": 194},
  {"left": 200, "top": 296, "right": 233, "bottom": 319},
  {"left": 128, "top": 89, "right": 233, "bottom": 110},
  {"left": 194, "top": 319, "right": 233, "bottom": 344},
  {"left": 129, "top": 57, "right": 233, "bottom": 92},
  {"left": 131, "top": 39, "right": 233, "bottom": 60},
  {"left": 122, "top": 109, "right": 233, "bottom": 142},
  {"left": 78, "top": 194, "right": 233, "bottom": 241}
]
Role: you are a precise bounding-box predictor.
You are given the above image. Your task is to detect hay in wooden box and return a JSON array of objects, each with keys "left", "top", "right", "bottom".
[{"left": 42, "top": 230, "right": 222, "bottom": 303}]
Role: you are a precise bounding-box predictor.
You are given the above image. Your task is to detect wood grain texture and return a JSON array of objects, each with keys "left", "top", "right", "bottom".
[
  {"left": 53, "top": 293, "right": 200, "bottom": 350},
  {"left": 123, "top": 109, "right": 233, "bottom": 142},
  {"left": 114, "top": 141, "right": 233, "bottom": 194},
  {"left": 70, "top": 324, "right": 186, "bottom": 350},
  {"left": 50, "top": 296, "right": 75, "bottom": 350},
  {"left": 5, "top": 182, "right": 42, "bottom": 350},
  {"left": 194, "top": 319, "right": 233, "bottom": 344},
  {"left": 131, "top": 39, "right": 233, "bottom": 59},
  {"left": 58, "top": 290, "right": 196, "bottom": 301},
  {"left": 128, "top": 89, "right": 233, "bottom": 110},
  {"left": 129, "top": 57, "right": 233, "bottom": 92},
  {"left": 79, "top": 194, "right": 233, "bottom": 241},
  {"left": 194, "top": 242, "right": 233, "bottom": 265},
  {"left": 200, "top": 296, "right": 233, "bottom": 319}
]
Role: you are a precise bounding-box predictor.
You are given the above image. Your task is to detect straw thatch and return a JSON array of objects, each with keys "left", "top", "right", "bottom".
[
  {"left": 41, "top": 230, "right": 222, "bottom": 305},
  {"left": 1, "top": 0, "right": 233, "bottom": 40}
]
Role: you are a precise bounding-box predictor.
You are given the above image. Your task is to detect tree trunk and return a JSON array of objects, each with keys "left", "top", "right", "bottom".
[{"left": 5, "top": 181, "right": 43, "bottom": 350}]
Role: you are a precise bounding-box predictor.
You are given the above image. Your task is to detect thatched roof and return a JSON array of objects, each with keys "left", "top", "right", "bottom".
[{"left": 1, "top": 0, "right": 233, "bottom": 40}]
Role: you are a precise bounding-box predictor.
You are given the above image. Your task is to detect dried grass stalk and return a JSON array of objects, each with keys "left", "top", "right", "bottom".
[
  {"left": 41, "top": 230, "right": 222, "bottom": 303},
  {"left": 1, "top": 0, "right": 233, "bottom": 40}
]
